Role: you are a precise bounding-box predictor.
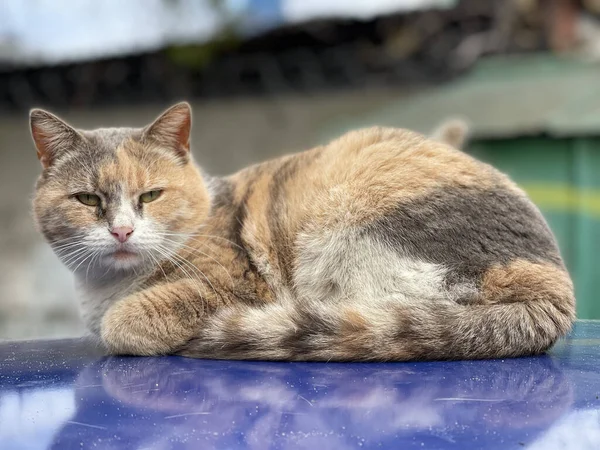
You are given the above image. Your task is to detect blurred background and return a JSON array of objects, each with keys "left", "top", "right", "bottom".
[{"left": 0, "top": 0, "right": 599, "bottom": 340}]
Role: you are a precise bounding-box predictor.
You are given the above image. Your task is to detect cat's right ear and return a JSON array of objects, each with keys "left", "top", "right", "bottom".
[{"left": 29, "top": 109, "right": 83, "bottom": 169}]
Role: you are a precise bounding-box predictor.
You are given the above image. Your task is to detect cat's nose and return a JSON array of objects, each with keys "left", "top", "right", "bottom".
[{"left": 110, "top": 226, "right": 134, "bottom": 243}]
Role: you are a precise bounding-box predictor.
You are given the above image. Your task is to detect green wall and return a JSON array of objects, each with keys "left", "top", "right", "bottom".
[{"left": 468, "top": 137, "right": 600, "bottom": 319}]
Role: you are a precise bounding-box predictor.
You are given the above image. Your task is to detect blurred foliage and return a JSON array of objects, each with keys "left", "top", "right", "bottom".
[
  {"left": 166, "top": 37, "right": 240, "bottom": 70},
  {"left": 163, "top": 0, "right": 242, "bottom": 70}
]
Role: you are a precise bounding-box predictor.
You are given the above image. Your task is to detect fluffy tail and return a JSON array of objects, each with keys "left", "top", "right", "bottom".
[
  {"left": 178, "top": 261, "right": 575, "bottom": 361},
  {"left": 431, "top": 117, "right": 470, "bottom": 149}
]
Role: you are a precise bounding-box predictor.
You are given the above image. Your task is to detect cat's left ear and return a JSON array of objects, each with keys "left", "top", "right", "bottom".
[
  {"left": 143, "top": 102, "right": 192, "bottom": 158},
  {"left": 30, "top": 109, "right": 85, "bottom": 169}
]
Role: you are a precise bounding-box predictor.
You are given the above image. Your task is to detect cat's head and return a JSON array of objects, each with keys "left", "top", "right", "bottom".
[{"left": 30, "top": 103, "right": 210, "bottom": 275}]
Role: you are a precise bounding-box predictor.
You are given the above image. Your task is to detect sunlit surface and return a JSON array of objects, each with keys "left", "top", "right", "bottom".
[{"left": 0, "top": 322, "right": 599, "bottom": 449}]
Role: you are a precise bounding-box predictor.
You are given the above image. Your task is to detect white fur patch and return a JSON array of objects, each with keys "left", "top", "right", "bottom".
[
  {"left": 293, "top": 228, "right": 469, "bottom": 305},
  {"left": 78, "top": 274, "right": 141, "bottom": 337}
]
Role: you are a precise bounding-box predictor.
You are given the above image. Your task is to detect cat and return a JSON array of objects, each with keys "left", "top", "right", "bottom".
[{"left": 29, "top": 102, "right": 575, "bottom": 361}]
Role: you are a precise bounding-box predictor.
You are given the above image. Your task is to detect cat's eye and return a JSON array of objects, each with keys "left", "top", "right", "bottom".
[
  {"left": 75, "top": 193, "right": 100, "bottom": 207},
  {"left": 140, "top": 190, "right": 162, "bottom": 203}
]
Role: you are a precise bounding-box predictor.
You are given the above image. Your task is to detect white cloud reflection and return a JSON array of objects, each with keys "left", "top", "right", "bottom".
[{"left": 0, "top": 388, "right": 75, "bottom": 450}]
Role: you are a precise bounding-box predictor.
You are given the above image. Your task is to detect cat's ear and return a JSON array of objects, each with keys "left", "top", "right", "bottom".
[
  {"left": 143, "top": 102, "right": 192, "bottom": 157},
  {"left": 29, "top": 109, "right": 84, "bottom": 169}
]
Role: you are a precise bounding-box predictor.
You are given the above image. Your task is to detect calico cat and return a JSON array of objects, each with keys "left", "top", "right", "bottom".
[{"left": 29, "top": 103, "right": 575, "bottom": 361}]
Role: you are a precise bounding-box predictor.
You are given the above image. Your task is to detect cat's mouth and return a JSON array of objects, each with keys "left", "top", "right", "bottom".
[
  {"left": 101, "top": 247, "right": 145, "bottom": 271},
  {"left": 104, "top": 247, "right": 143, "bottom": 271},
  {"left": 110, "top": 249, "right": 138, "bottom": 260}
]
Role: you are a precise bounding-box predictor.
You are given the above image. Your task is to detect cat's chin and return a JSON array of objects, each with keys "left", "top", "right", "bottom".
[{"left": 104, "top": 250, "right": 144, "bottom": 272}]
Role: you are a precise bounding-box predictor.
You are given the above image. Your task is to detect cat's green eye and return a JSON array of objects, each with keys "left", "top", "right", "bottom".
[
  {"left": 75, "top": 193, "right": 100, "bottom": 207},
  {"left": 140, "top": 190, "right": 162, "bottom": 204}
]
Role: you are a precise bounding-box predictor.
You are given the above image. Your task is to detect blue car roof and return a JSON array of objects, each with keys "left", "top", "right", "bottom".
[{"left": 1, "top": 321, "right": 599, "bottom": 449}]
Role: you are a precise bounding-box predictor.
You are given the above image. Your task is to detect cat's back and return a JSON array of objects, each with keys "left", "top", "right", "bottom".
[
  {"left": 303, "top": 126, "right": 562, "bottom": 268},
  {"left": 273, "top": 126, "right": 523, "bottom": 228},
  {"left": 230, "top": 126, "right": 562, "bottom": 289}
]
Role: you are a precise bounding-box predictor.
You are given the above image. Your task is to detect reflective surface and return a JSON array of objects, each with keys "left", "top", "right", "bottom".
[{"left": 1, "top": 322, "right": 599, "bottom": 449}]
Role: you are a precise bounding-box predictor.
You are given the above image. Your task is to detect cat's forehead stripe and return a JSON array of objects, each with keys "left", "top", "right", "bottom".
[{"left": 97, "top": 140, "right": 149, "bottom": 192}]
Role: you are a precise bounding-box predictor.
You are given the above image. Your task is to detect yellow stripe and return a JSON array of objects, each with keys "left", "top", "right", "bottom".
[
  {"left": 569, "top": 339, "right": 600, "bottom": 346},
  {"left": 522, "top": 184, "right": 600, "bottom": 218}
]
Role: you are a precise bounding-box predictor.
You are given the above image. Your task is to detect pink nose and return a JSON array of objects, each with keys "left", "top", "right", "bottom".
[{"left": 110, "top": 226, "right": 134, "bottom": 243}]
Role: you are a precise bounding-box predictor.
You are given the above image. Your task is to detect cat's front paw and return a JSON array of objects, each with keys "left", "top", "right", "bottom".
[{"left": 101, "top": 297, "right": 181, "bottom": 356}]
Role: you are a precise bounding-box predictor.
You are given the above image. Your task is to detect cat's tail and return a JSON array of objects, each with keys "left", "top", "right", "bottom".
[
  {"left": 431, "top": 117, "right": 470, "bottom": 149},
  {"left": 178, "top": 261, "right": 575, "bottom": 361}
]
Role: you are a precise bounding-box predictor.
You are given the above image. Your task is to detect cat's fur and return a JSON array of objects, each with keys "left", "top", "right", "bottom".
[{"left": 29, "top": 103, "right": 575, "bottom": 361}]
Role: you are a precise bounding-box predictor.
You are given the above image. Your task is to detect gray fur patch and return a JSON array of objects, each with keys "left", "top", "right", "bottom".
[
  {"left": 365, "top": 186, "right": 563, "bottom": 286},
  {"left": 79, "top": 127, "right": 142, "bottom": 156}
]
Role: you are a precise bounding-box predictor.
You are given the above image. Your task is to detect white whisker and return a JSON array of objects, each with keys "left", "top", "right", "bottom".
[
  {"left": 151, "top": 244, "right": 209, "bottom": 313},
  {"left": 144, "top": 248, "right": 169, "bottom": 281},
  {"left": 49, "top": 235, "right": 86, "bottom": 246},
  {"left": 154, "top": 231, "right": 243, "bottom": 251},
  {"left": 169, "top": 250, "right": 221, "bottom": 305},
  {"left": 60, "top": 247, "right": 89, "bottom": 267},
  {"left": 85, "top": 249, "right": 102, "bottom": 283},
  {"left": 72, "top": 249, "right": 99, "bottom": 273},
  {"left": 159, "top": 237, "right": 235, "bottom": 288}
]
